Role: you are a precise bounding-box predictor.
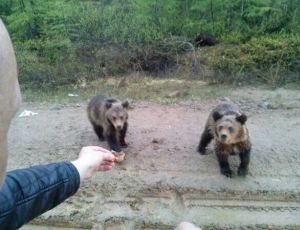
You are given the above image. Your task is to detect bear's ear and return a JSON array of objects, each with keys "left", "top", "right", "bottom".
[
  {"left": 122, "top": 101, "right": 129, "bottom": 108},
  {"left": 236, "top": 114, "right": 247, "bottom": 124},
  {"left": 105, "top": 102, "right": 112, "bottom": 109},
  {"left": 212, "top": 111, "right": 222, "bottom": 121}
]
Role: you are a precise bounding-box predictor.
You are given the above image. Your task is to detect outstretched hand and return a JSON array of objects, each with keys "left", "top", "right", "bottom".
[{"left": 71, "top": 146, "right": 116, "bottom": 180}]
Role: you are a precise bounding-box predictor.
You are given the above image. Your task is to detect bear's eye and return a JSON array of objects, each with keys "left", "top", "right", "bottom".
[
  {"left": 219, "top": 126, "right": 223, "bottom": 131},
  {"left": 112, "top": 116, "right": 117, "bottom": 121},
  {"left": 228, "top": 127, "right": 234, "bottom": 133},
  {"left": 120, "top": 116, "right": 123, "bottom": 120}
]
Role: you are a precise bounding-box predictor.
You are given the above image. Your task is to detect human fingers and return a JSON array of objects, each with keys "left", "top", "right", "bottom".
[
  {"left": 101, "top": 159, "right": 115, "bottom": 165},
  {"left": 90, "top": 146, "right": 112, "bottom": 154},
  {"left": 98, "top": 164, "right": 114, "bottom": 171},
  {"left": 100, "top": 160, "right": 115, "bottom": 166},
  {"left": 100, "top": 152, "right": 116, "bottom": 162}
]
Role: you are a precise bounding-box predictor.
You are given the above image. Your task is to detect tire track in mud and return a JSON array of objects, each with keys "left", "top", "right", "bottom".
[{"left": 89, "top": 186, "right": 300, "bottom": 229}]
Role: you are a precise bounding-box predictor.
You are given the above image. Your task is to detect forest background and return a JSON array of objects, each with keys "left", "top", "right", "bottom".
[{"left": 1, "top": 0, "right": 300, "bottom": 91}]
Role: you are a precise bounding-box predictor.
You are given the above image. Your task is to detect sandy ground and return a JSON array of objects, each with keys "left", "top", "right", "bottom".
[{"left": 8, "top": 90, "right": 300, "bottom": 229}]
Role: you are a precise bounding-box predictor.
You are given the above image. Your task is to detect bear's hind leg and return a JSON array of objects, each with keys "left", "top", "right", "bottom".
[{"left": 197, "top": 127, "right": 213, "bottom": 154}]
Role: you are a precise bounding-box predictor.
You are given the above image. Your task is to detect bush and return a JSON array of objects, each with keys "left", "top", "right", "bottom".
[{"left": 198, "top": 35, "right": 300, "bottom": 85}]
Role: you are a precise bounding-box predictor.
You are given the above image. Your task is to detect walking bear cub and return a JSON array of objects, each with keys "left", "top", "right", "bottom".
[
  {"left": 197, "top": 102, "right": 251, "bottom": 177},
  {"left": 87, "top": 95, "right": 129, "bottom": 153}
]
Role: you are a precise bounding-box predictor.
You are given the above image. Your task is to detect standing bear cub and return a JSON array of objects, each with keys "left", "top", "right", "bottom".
[
  {"left": 197, "top": 102, "right": 251, "bottom": 177},
  {"left": 87, "top": 95, "right": 129, "bottom": 152}
]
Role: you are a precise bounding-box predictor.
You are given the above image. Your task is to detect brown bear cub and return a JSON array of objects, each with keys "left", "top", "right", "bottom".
[
  {"left": 87, "top": 95, "right": 129, "bottom": 152},
  {"left": 197, "top": 102, "right": 251, "bottom": 177}
]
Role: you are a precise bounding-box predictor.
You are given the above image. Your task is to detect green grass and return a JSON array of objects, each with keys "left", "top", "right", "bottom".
[
  {"left": 20, "top": 76, "right": 300, "bottom": 110},
  {"left": 21, "top": 76, "right": 234, "bottom": 104}
]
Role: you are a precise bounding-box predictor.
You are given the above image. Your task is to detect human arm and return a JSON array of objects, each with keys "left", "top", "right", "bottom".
[{"left": 0, "top": 146, "right": 115, "bottom": 229}]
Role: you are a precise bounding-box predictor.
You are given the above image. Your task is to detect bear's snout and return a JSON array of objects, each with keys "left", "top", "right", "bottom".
[
  {"left": 116, "top": 125, "right": 123, "bottom": 130},
  {"left": 221, "top": 134, "right": 227, "bottom": 140}
]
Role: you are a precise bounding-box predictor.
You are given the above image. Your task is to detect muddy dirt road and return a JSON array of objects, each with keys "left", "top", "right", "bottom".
[{"left": 8, "top": 90, "right": 300, "bottom": 229}]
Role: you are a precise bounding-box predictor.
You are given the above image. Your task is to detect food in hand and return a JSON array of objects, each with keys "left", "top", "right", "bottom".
[{"left": 111, "top": 151, "right": 126, "bottom": 163}]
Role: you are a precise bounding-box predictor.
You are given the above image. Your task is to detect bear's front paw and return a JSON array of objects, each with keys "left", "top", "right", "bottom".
[
  {"left": 121, "top": 142, "right": 128, "bottom": 148},
  {"left": 197, "top": 146, "right": 207, "bottom": 155},
  {"left": 98, "top": 136, "right": 105, "bottom": 141},
  {"left": 221, "top": 167, "right": 233, "bottom": 177},
  {"left": 238, "top": 167, "right": 248, "bottom": 177}
]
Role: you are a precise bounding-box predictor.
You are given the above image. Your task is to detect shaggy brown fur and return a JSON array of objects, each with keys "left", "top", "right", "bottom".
[
  {"left": 87, "top": 95, "right": 129, "bottom": 152},
  {"left": 197, "top": 102, "right": 251, "bottom": 177}
]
